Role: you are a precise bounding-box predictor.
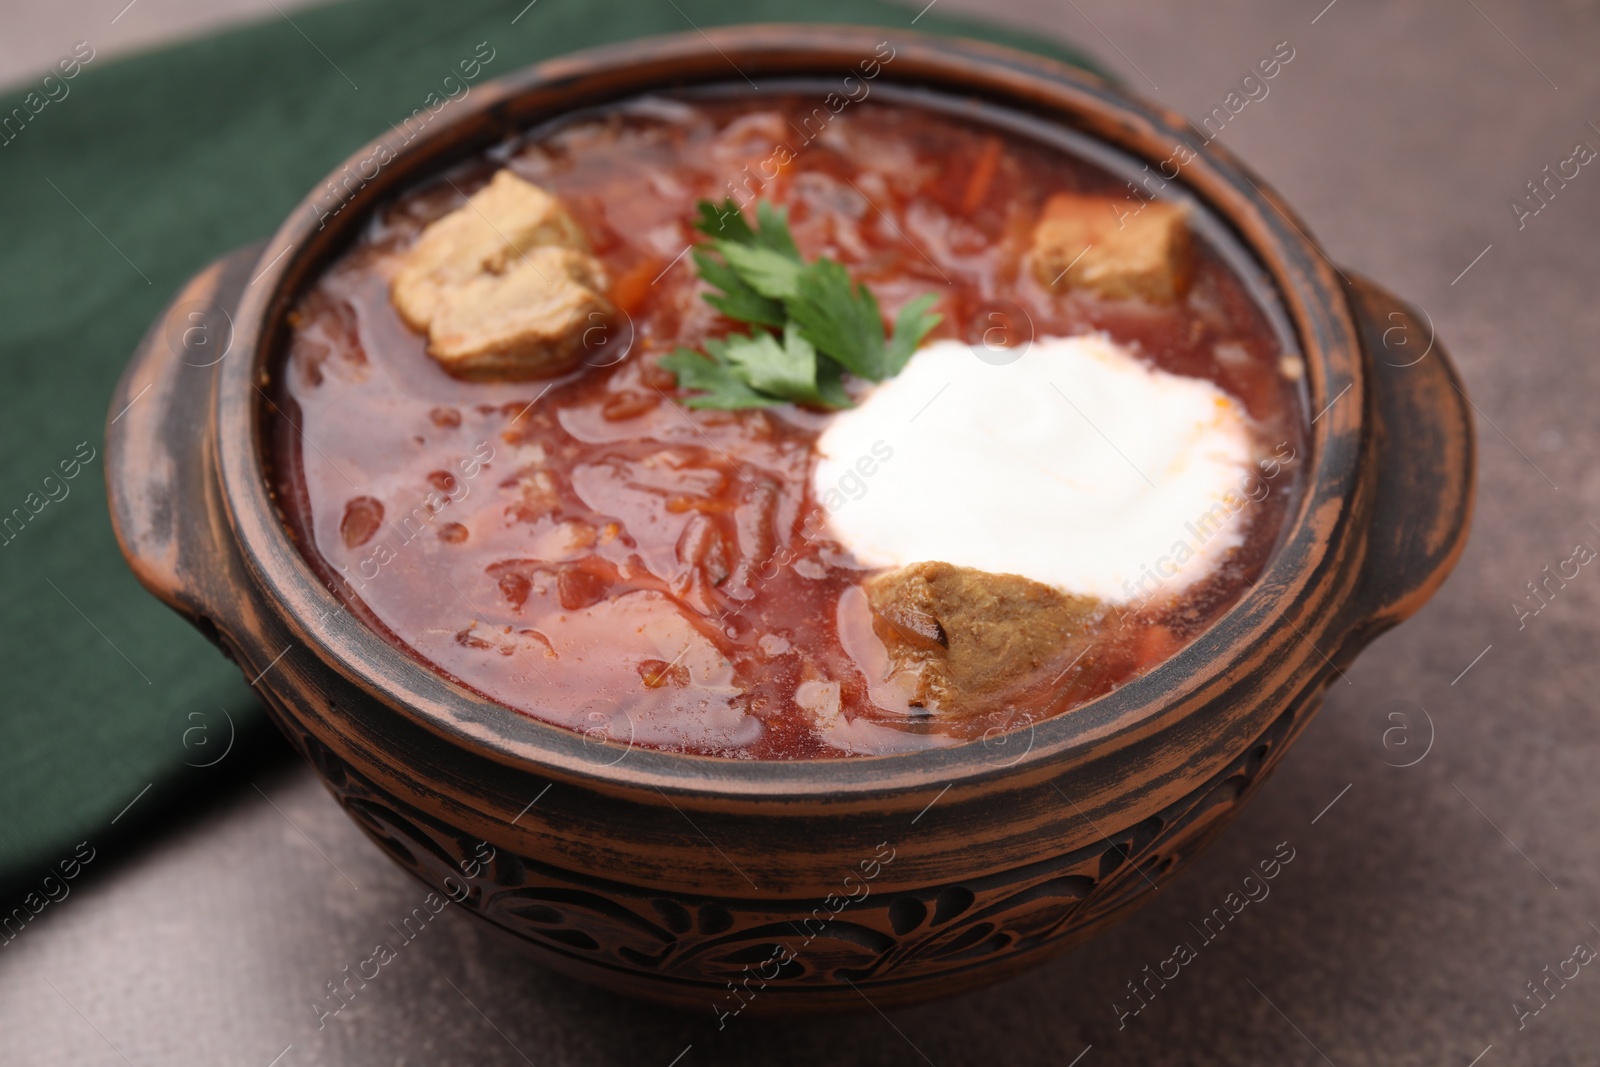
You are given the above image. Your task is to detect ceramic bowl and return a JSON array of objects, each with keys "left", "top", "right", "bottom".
[{"left": 106, "top": 25, "right": 1474, "bottom": 1013}]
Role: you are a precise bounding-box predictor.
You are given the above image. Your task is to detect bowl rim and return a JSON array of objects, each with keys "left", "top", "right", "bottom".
[{"left": 214, "top": 23, "right": 1364, "bottom": 799}]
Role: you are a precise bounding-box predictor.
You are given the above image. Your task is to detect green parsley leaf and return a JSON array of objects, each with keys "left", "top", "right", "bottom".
[
  {"left": 663, "top": 198, "right": 943, "bottom": 409},
  {"left": 790, "top": 267, "right": 943, "bottom": 382},
  {"left": 694, "top": 199, "right": 758, "bottom": 245},
  {"left": 693, "top": 248, "right": 785, "bottom": 328},
  {"left": 693, "top": 199, "right": 800, "bottom": 321},
  {"left": 752, "top": 200, "right": 802, "bottom": 260},
  {"left": 719, "top": 243, "right": 804, "bottom": 301},
  {"left": 815, "top": 354, "right": 852, "bottom": 409},
  {"left": 884, "top": 293, "right": 943, "bottom": 378},
  {"left": 695, "top": 198, "right": 802, "bottom": 260},
  {"left": 719, "top": 323, "right": 840, "bottom": 407},
  {"left": 658, "top": 345, "right": 780, "bottom": 409},
  {"left": 787, "top": 258, "right": 890, "bottom": 380}
]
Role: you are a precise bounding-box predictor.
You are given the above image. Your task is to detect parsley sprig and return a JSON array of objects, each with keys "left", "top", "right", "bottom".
[{"left": 659, "top": 199, "right": 941, "bottom": 410}]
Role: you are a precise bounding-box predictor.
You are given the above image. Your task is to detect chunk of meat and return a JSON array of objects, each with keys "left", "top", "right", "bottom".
[
  {"left": 391, "top": 170, "right": 615, "bottom": 380},
  {"left": 426, "top": 247, "right": 614, "bottom": 380},
  {"left": 863, "top": 561, "right": 1104, "bottom": 715},
  {"left": 1029, "top": 192, "right": 1190, "bottom": 303},
  {"left": 392, "top": 170, "right": 591, "bottom": 326}
]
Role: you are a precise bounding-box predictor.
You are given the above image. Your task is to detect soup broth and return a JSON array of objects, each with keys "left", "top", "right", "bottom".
[{"left": 265, "top": 89, "right": 1306, "bottom": 759}]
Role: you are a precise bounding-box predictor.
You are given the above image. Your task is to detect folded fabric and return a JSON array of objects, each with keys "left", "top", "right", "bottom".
[{"left": 0, "top": 0, "right": 1100, "bottom": 888}]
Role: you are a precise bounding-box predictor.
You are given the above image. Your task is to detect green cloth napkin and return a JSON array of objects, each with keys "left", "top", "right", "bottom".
[{"left": 0, "top": 0, "right": 1099, "bottom": 889}]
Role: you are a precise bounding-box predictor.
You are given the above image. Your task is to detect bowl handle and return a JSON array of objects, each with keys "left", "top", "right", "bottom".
[
  {"left": 1336, "top": 273, "right": 1476, "bottom": 656},
  {"left": 105, "top": 243, "right": 264, "bottom": 645}
]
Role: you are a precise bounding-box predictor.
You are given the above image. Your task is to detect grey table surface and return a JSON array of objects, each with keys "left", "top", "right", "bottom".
[{"left": 4, "top": 1, "right": 1600, "bottom": 1064}]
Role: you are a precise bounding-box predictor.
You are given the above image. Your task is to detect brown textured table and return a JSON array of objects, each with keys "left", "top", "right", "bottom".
[{"left": 4, "top": 1, "right": 1598, "bottom": 1064}]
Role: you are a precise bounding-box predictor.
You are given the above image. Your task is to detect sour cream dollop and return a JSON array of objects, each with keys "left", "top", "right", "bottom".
[{"left": 811, "top": 335, "right": 1259, "bottom": 605}]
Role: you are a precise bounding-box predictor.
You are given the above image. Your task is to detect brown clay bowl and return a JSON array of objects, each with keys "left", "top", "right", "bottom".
[{"left": 105, "top": 25, "right": 1474, "bottom": 1013}]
